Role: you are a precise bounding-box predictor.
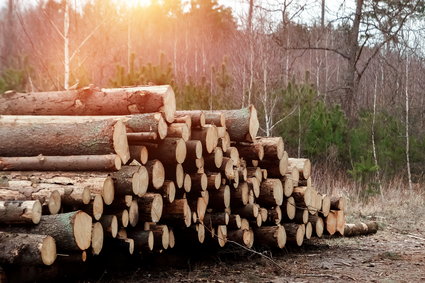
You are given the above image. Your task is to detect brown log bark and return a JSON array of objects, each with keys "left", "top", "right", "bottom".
[
  {"left": 175, "top": 110, "right": 206, "bottom": 128},
  {"left": 255, "top": 137, "right": 284, "bottom": 160},
  {"left": 3, "top": 211, "right": 92, "bottom": 251},
  {"left": 231, "top": 182, "right": 249, "bottom": 206},
  {"left": 232, "top": 204, "right": 258, "bottom": 219},
  {"left": 264, "top": 206, "right": 281, "bottom": 225},
  {"left": 167, "top": 123, "right": 190, "bottom": 141},
  {"left": 246, "top": 167, "right": 262, "bottom": 182},
  {"left": 186, "top": 140, "right": 203, "bottom": 159},
  {"left": 236, "top": 142, "right": 264, "bottom": 161},
  {"left": 0, "top": 154, "right": 121, "bottom": 171},
  {"left": 344, "top": 221, "right": 378, "bottom": 237},
  {"left": 0, "top": 232, "right": 56, "bottom": 266},
  {"left": 0, "top": 85, "right": 176, "bottom": 122},
  {"left": 206, "top": 172, "right": 221, "bottom": 190},
  {"left": 284, "top": 223, "right": 305, "bottom": 246},
  {"left": 282, "top": 197, "right": 296, "bottom": 220},
  {"left": 209, "top": 106, "right": 259, "bottom": 142},
  {"left": 204, "top": 147, "right": 223, "bottom": 169},
  {"left": 0, "top": 200, "right": 42, "bottom": 224},
  {"left": 129, "top": 146, "right": 148, "bottom": 165},
  {"left": 294, "top": 209, "right": 308, "bottom": 224},
  {"left": 163, "top": 163, "right": 184, "bottom": 189},
  {"left": 0, "top": 118, "right": 130, "bottom": 164},
  {"left": 126, "top": 132, "right": 157, "bottom": 144},
  {"left": 288, "top": 158, "right": 311, "bottom": 180},
  {"left": 330, "top": 196, "right": 346, "bottom": 211},
  {"left": 189, "top": 173, "right": 207, "bottom": 192},
  {"left": 143, "top": 223, "right": 169, "bottom": 250},
  {"left": 127, "top": 229, "right": 154, "bottom": 251},
  {"left": 292, "top": 187, "right": 313, "bottom": 207},
  {"left": 157, "top": 180, "right": 176, "bottom": 203},
  {"left": 173, "top": 114, "right": 192, "bottom": 129},
  {"left": 227, "top": 229, "right": 254, "bottom": 248},
  {"left": 162, "top": 198, "right": 192, "bottom": 227},
  {"left": 110, "top": 165, "right": 148, "bottom": 197},
  {"left": 0, "top": 171, "right": 115, "bottom": 207},
  {"left": 227, "top": 214, "right": 242, "bottom": 229},
  {"left": 203, "top": 212, "right": 229, "bottom": 226},
  {"left": 208, "top": 185, "right": 230, "bottom": 210},
  {"left": 145, "top": 138, "right": 186, "bottom": 164},
  {"left": 308, "top": 214, "right": 324, "bottom": 238},
  {"left": 223, "top": 147, "right": 240, "bottom": 165},
  {"left": 137, "top": 193, "right": 163, "bottom": 223},
  {"left": 203, "top": 111, "right": 226, "bottom": 127},
  {"left": 191, "top": 126, "right": 218, "bottom": 154},
  {"left": 257, "top": 179, "right": 283, "bottom": 206},
  {"left": 99, "top": 214, "right": 118, "bottom": 238},
  {"left": 254, "top": 226, "right": 286, "bottom": 249}
]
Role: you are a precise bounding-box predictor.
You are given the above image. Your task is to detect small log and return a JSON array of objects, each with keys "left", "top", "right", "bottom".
[
  {"left": 254, "top": 226, "right": 286, "bottom": 249},
  {"left": 203, "top": 111, "right": 226, "bottom": 127},
  {"left": 305, "top": 222, "right": 313, "bottom": 240},
  {"left": 0, "top": 118, "right": 130, "bottom": 164},
  {"left": 129, "top": 146, "right": 148, "bottom": 165},
  {"left": 284, "top": 223, "right": 305, "bottom": 246},
  {"left": 294, "top": 209, "right": 308, "bottom": 224},
  {"left": 246, "top": 177, "right": 260, "bottom": 198},
  {"left": 209, "top": 106, "right": 259, "bottom": 142},
  {"left": 258, "top": 151, "right": 288, "bottom": 177},
  {"left": 99, "top": 215, "right": 118, "bottom": 238},
  {"left": 321, "top": 195, "right": 331, "bottom": 217},
  {"left": 137, "top": 193, "right": 163, "bottom": 223},
  {"left": 191, "top": 126, "right": 218, "bottom": 154},
  {"left": 173, "top": 114, "right": 192, "bottom": 129},
  {"left": 236, "top": 142, "right": 264, "bottom": 160},
  {"left": 146, "top": 138, "right": 187, "bottom": 164},
  {"left": 266, "top": 206, "right": 282, "bottom": 225},
  {"left": 3, "top": 211, "right": 92, "bottom": 251},
  {"left": 308, "top": 214, "right": 324, "bottom": 238},
  {"left": 206, "top": 172, "right": 221, "bottom": 190},
  {"left": 168, "top": 123, "right": 190, "bottom": 141},
  {"left": 257, "top": 179, "right": 284, "bottom": 206},
  {"left": 344, "top": 221, "right": 378, "bottom": 237},
  {"left": 223, "top": 147, "right": 240, "bottom": 165},
  {"left": 186, "top": 140, "right": 203, "bottom": 159},
  {"left": 127, "top": 132, "right": 157, "bottom": 144},
  {"left": 91, "top": 222, "right": 104, "bottom": 255},
  {"left": 162, "top": 198, "right": 192, "bottom": 227},
  {"left": 288, "top": 158, "right": 311, "bottom": 179},
  {"left": 255, "top": 137, "right": 284, "bottom": 160},
  {"left": 231, "top": 182, "right": 249, "bottom": 206},
  {"left": 216, "top": 225, "right": 227, "bottom": 247},
  {"left": 227, "top": 229, "right": 254, "bottom": 248},
  {"left": 204, "top": 147, "right": 223, "bottom": 169},
  {"left": 127, "top": 229, "right": 154, "bottom": 251},
  {"left": 159, "top": 180, "right": 176, "bottom": 203},
  {"left": 228, "top": 214, "right": 242, "bottom": 229},
  {"left": 0, "top": 154, "right": 122, "bottom": 171},
  {"left": 203, "top": 212, "right": 229, "bottom": 226},
  {"left": 144, "top": 223, "right": 169, "bottom": 250},
  {"left": 0, "top": 232, "right": 56, "bottom": 266},
  {"left": 292, "top": 187, "right": 313, "bottom": 207},
  {"left": 189, "top": 173, "right": 208, "bottom": 192},
  {"left": 232, "top": 204, "right": 258, "bottom": 219},
  {"left": 145, "top": 160, "right": 165, "bottom": 189},
  {"left": 282, "top": 197, "right": 296, "bottom": 220},
  {"left": 110, "top": 165, "right": 148, "bottom": 197},
  {"left": 164, "top": 163, "right": 184, "bottom": 189},
  {"left": 324, "top": 210, "right": 337, "bottom": 235},
  {"left": 220, "top": 157, "right": 234, "bottom": 180},
  {"left": 0, "top": 200, "right": 42, "bottom": 224},
  {"left": 183, "top": 173, "right": 192, "bottom": 193},
  {"left": 246, "top": 167, "right": 262, "bottom": 182},
  {"left": 117, "top": 209, "right": 129, "bottom": 228},
  {"left": 208, "top": 185, "right": 230, "bottom": 210},
  {"left": 175, "top": 110, "right": 206, "bottom": 128}
]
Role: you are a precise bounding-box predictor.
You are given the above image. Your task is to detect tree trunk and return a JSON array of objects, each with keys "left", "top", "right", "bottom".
[
  {"left": 0, "top": 232, "right": 56, "bottom": 266},
  {"left": 0, "top": 85, "right": 176, "bottom": 123},
  {"left": 0, "top": 200, "right": 42, "bottom": 224},
  {"left": 0, "top": 119, "right": 129, "bottom": 164},
  {"left": 3, "top": 211, "right": 92, "bottom": 251}
]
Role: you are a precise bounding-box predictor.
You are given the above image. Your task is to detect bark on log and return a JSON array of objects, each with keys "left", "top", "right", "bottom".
[
  {"left": 228, "top": 214, "right": 242, "bottom": 229},
  {"left": 99, "top": 215, "right": 118, "bottom": 238},
  {"left": 0, "top": 232, "right": 56, "bottom": 266},
  {"left": 266, "top": 206, "right": 282, "bottom": 225},
  {"left": 186, "top": 140, "right": 203, "bottom": 159},
  {"left": 257, "top": 179, "right": 284, "bottom": 206},
  {"left": 0, "top": 171, "right": 115, "bottom": 207},
  {"left": 282, "top": 197, "right": 296, "bottom": 220},
  {"left": 0, "top": 200, "right": 42, "bottom": 224},
  {"left": 330, "top": 196, "right": 346, "bottom": 211},
  {"left": 344, "top": 221, "right": 378, "bottom": 237},
  {"left": 257, "top": 151, "right": 288, "bottom": 177},
  {"left": 203, "top": 212, "right": 229, "bottom": 226},
  {"left": 209, "top": 106, "right": 259, "bottom": 142},
  {"left": 158, "top": 180, "right": 176, "bottom": 203},
  {"left": 308, "top": 214, "right": 324, "bottom": 238},
  {"left": 294, "top": 209, "right": 308, "bottom": 224},
  {"left": 127, "top": 229, "right": 154, "bottom": 251},
  {"left": 161, "top": 198, "right": 192, "bottom": 227},
  {"left": 167, "top": 123, "right": 190, "bottom": 141},
  {"left": 0, "top": 119, "right": 130, "bottom": 164},
  {"left": 110, "top": 165, "right": 148, "bottom": 197},
  {"left": 191, "top": 126, "right": 218, "bottom": 154},
  {"left": 0, "top": 85, "right": 176, "bottom": 122},
  {"left": 204, "top": 147, "right": 223, "bottom": 169},
  {"left": 173, "top": 114, "right": 192, "bottom": 129},
  {"left": 3, "top": 210, "right": 92, "bottom": 251},
  {"left": 232, "top": 204, "right": 259, "bottom": 219},
  {"left": 288, "top": 158, "right": 311, "bottom": 179},
  {"left": 129, "top": 146, "right": 148, "bottom": 165},
  {"left": 206, "top": 172, "right": 221, "bottom": 190},
  {"left": 231, "top": 182, "right": 249, "bottom": 206},
  {"left": 145, "top": 138, "right": 187, "bottom": 164},
  {"left": 227, "top": 229, "right": 254, "bottom": 248},
  {"left": 203, "top": 111, "right": 226, "bottom": 127},
  {"left": 137, "top": 193, "right": 163, "bottom": 223},
  {"left": 236, "top": 143, "right": 264, "bottom": 160},
  {"left": 255, "top": 137, "right": 284, "bottom": 160},
  {"left": 208, "top": 185, "right": 230, "bottom": 210},
  {"left": 284, "top": 223, "right": 304, "bottom": 246},
  {"left": 189, "top": 173, "right": 207, "bottom": 192},
  {"left": 223, "top": 147, "right": 240, "bottom": 165},
  {"left": 292, "top": 187, "right": 313, "bottom": 207},
  {"left": 175, "top": 110, "right": 206, "bottom": 128},
  {"left": 145, "top": 160, "right": 165, "bottom": 189},
  {"left": 254, "top": 226, "right": 286, "bottom": 249},
  {"left": 126, "top": 132, "right": 157, "bottom": 144},
  {"left": 144, "top": 223, "right": 169, "bottom": 250},
  {"left": 0, "top": 155, "right": 121, "bottom": 172}
]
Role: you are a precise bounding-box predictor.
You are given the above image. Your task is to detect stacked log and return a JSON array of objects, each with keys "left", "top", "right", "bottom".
[{"left": 0, "top": 84, "right": 353, "bottom": 274}]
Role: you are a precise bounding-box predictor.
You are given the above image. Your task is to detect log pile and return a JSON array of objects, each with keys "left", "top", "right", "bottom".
[{"left": 0, "top": 85, "right": 369, "bottom": 272}]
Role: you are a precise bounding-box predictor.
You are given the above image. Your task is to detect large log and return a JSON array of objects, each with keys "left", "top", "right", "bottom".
[
  {"left": 255, "top": 137, "right": 284, "bottom": 160},
  {"left": 3, "top": 211, "right": 92, "bottom": 251},
  {"left": 344, "top": 221, "right": 378, "bottom": 237},
  {"left": 167, "top": 123, "right": 190, "bottom": 141},
  {"left": 208, "top": 185, "right": 230, "bottom": 210},
  {"left": 257, "top": 179, "right": 284, "bottom": 206},
  {"left": 0, "top": 232, "right": 56, "bottom": 266},
  {"left": 137, "top": 193, "right": 163, "bottom": 223},
  {"left": 210, "top": 106, "right": 259, "bottom": 142},
  {"left": 145, "top": 138, "right": 187, "bottom": 164},
  {"left": 164, "top": 163, "right": 184, "bottom": 189},
  {"left": 0, "top": 171, "right": 115, "bottom": 206},
  {"left": 191, "top": 126, "right": 218, "bottom": 154},
  {"left": 204, "top": 147, "right": 223, "bottom": 169},
  {"left": 161, "top": 198, "right": 192, "bottom": 227},
  {"left": 284, "top": 223, "right": 305, "bottom": 246},
  {"left": 0, "top": 118, "right": 130, "bottom": 164},
  {"left": 144, "top": 223, "right": 169, "bottom": 250},
  {"left": 129, "top": 146, "right": 148, "bottom": 165},
  {"left": 308, "top": 214, "right": 324, "bottom": 237},
  {"left": 257, "top": 152, "right": 288, "bottom": 177},
  {"left": 0, "top": 85, "right": 176, "bottom": 122},
  {"left": 0, "top": 154, "right": 121, "bottom": 171},
  {"left": 254, "top": 226, "right": 286, "bottom": 249},
  {"left": 0, "top": 200, "right": 42, "bottom": 224}
]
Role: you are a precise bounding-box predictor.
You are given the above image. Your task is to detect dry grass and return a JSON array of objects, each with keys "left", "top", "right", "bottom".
[{"left": 313, "top": 167, "right": 425, "bottom": 233}]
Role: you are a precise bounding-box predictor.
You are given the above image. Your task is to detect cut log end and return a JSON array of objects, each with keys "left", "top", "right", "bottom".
[
  {"left": 102, "top": 177, "right": 115, "bottom": 205},
  {"left": 48, "top": 190, "right": 61, "bottom": 215},
  {"left": 91, "top": 222, "right": 104, "bottom": 255},
  {"left": 73, "top": 211, "right": 93, "bottom": 250},
  {"left": 163, "top": 86, "right": 177, "bottom": 123},
  {"left": 175, "top": 138, "right": 187, "bottom": 164},
  {"left": 92, "top": 194, "right": 104, "bottom": 221},
  {"left": 113, "top": 120, "right": 130, "bottom": 164},
  {"left": 151, "top": 194, "right": 164, "bottom": 223},
  {"left": 41, "top": 235, "right": 57, "bottom": 266},
  {"left": 183, "top": 174, "right": 192, "bottom": 193},
  {"left": 248, "top": 105, "right": 260, "bottom": 141}
]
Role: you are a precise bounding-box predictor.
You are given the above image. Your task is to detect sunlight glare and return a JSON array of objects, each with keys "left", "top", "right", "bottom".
[{"left": 119, "top": 0, "right": 152, "bottom": 7}]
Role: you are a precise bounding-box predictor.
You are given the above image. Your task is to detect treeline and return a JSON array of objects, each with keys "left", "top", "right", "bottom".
[{"left": 0, "top": 0, "right": 424, "bottom": 190}]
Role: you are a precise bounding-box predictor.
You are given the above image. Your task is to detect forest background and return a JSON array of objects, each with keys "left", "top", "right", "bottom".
[{"left": 0, "top": 0, "right": 424, "bottom": 198}]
